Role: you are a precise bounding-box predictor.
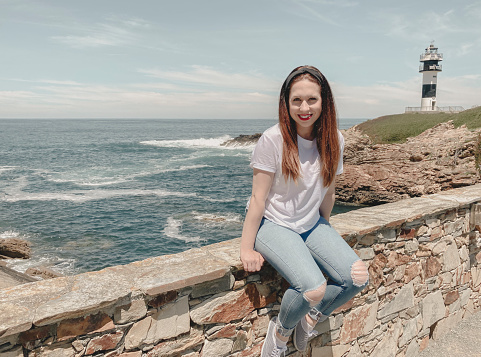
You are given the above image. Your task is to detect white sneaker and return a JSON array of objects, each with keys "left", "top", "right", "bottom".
[
  {"left": 293, "top": 316, "right": 318, "bottom": 351},
  {"left": 261, "top": 317, "right": 288, "bottom": 357}
]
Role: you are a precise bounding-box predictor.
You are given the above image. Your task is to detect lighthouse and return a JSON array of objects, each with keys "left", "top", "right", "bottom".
[{"left": 419, "top": 42, "right": 443, "bottom": 111}]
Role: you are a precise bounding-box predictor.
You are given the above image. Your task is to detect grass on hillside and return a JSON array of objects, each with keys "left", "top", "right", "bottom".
[{"left": 357, "top": 106, "right": 481, "bottom": 144}]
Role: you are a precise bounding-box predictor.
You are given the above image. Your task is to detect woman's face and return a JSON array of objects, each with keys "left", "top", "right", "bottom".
[{"left": 288, "top": 78, "right": 322, "bottom": 140}]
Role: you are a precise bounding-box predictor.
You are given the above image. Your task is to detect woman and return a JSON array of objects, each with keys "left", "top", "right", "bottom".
[{"left": 240, "top": 65, "right": 369, "bottom": 356}]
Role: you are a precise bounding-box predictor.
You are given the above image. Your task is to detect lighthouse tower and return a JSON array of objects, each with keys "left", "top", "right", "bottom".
[{"left": 419, "top": 42, "right": 443, "bottom": 111}]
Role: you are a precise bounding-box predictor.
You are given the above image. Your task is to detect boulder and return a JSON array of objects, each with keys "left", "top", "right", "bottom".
[
  {"left": 221, "top": 134, "right": 261, "bottom": 147},
  {"left": 0, "top": 238, "right": 31, "bottom": 259},
  {"left": 26, "top": 266, "right": 63, "bottom": 280}
]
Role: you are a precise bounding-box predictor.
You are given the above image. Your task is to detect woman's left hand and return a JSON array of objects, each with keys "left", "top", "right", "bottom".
[{"left": 240, "top": 248, "right": 265, "bottom": 272}]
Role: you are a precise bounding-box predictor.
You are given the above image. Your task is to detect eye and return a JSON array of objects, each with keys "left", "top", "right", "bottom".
[
  {"left": 292, "top": 98, "right": 301, "bottom": 102},
  {"left": 308, "top": 97, "right": 318, "bottom": 103}
]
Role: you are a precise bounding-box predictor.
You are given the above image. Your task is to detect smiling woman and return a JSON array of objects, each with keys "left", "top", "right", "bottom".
[{"left": 240, "top": 65, "right": 368, "bottom": 356}]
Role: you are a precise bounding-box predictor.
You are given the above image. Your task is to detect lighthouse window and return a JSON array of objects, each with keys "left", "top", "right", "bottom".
[
  {"left": 422, "top": 84, "right": 436, "bottom": 98},
  {"left": 423, "top": 60, "right": 439, "bottom": 71}
]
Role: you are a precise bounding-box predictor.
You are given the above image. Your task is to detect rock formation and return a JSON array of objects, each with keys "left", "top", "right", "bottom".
[
  {"left": 228, "top": 121, "right": 481, "bottom": 206},
  {"left": 0, "top": 237, "right": 31, "bottom": 259},
  {"left": 221, "top": 134, "right": 261, "bottom": 147},
  {"left": 338, "top": 121, "right": 480, "bottom": 205}
]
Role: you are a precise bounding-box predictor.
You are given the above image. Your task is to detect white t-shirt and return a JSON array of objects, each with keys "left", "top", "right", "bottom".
[{"left": 248, "top": 123, "right": 344, "bottom": 233}]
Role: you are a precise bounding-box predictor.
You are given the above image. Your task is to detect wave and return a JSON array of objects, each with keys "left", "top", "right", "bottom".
[
  {"left": 0, "top": 166, "right": 18, "bottom": 175},
  {"left": 0, "top": 230, "right": 22, "bottom": 239},
  {"left": 45, "top": 165, "right": 212, "bottom": 187},
  {"left": 201, "top": 196, "right": 236, "bottom": 203},
  {"left": 6, "top": 254, "right": 77, "bottom": 277},
  {"left": 151, "top": 164, "right": 211, "bottom": 175},
  {"left": 140, "top": 136, "right": 255, "bottom": 151},
  {"left": 140, "top": 136, "right": 231, "bottom": 149},
  {"left": 1, "top": 184, "right": 198, "bottom": 203},
  {"left": 191, "top": 211, "right": 243, "bottom": 226},
  {"left": 48, "top": 177, "right": 130, "bottom": 187},
  {"left": 2, "top": 176, "right": 233, "bottom": 203},
  {"left": 163, "top": 216, "right": 203, "bottom": 242}
]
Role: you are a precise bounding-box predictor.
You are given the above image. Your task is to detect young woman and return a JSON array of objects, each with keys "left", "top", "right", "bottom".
[{"left": 240, "top": 65, "right": 369, "bottom": 356}]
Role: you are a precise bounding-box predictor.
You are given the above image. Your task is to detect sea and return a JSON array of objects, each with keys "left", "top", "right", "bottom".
[{"left": 0, "top": 118, "right": 367, "bottom": 276}]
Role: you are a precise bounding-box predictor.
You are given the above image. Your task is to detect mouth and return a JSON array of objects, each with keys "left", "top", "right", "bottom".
[{"left": 297, "top": 114, "right": 312, "bottom": 121}]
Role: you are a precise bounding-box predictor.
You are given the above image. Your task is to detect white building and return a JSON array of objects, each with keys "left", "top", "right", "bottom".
[
  {"left": 419, "top": 43, "right": 442, "bottom": 111},
  {"left": 405, "top": 43, "right": 464, "bottom": 114}
]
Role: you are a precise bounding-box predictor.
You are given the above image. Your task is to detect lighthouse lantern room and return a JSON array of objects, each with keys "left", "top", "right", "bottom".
[{"left": 419, "top": 42, "right": 443, "bottom": 111}]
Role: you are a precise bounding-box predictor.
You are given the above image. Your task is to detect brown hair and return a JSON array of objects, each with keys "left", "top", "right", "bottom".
[{"left": 278, "top": 65, "right": 340, "bottom": 186}]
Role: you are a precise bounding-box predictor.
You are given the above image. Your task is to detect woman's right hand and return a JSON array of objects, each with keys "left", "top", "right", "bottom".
[{"left": 240, "top": 248, "right": 265, "bottom": 272}]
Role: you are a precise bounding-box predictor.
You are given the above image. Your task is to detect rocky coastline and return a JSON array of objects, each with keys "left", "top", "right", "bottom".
[
  {"left": 3, "top": 121, "right": 479, "bottom": 287},
  {"left": 0, "top": 238, "right": 63, "bottom": 289},
  {"left": 338, "top": 121, "right": 480, "bottom": 205},
  {"left": 224, "top": 120, "right": 481, "bottom": 206}
]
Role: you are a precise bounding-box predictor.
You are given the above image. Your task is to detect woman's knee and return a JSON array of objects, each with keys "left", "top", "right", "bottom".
[
  {"left": 303, "top": 281, "right": 327, "bottom": 306},
  {"left": 350, "top": 260, "right": 369, "bottom": 287}
]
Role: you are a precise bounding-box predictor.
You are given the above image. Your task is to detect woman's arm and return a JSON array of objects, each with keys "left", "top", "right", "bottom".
[
  {"left": 240, "top": 168, "right": 274, "bottom": 272},
  {"left": 319, "top": 178, "right": 336, "bottom": 222}
]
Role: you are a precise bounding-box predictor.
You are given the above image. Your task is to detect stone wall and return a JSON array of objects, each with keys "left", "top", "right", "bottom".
[{"left": 1, "top": 185, "right": 481, "bottom": 357}]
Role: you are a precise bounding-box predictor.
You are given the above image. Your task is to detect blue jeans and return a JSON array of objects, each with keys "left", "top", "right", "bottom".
[{"left": 254, "top": 216, "right": 368, "bottom": 337}]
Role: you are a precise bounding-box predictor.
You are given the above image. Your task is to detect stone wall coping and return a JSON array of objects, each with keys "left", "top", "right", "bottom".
[
  {"left": 331, "top": 184, "right": 481, "bottom": 237},
  {"left": 1, "top": 184, "right": 481, "bottom": 338}
]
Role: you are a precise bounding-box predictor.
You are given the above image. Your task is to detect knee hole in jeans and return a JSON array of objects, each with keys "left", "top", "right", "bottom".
[
  {"left": 303, "top": 282, "right": 327, "bottom": 307},
  {"left": 351, "top": 260, "right": 369, "bottom": 287}
]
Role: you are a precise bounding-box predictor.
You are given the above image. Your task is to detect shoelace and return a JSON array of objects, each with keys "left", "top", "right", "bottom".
[
  {"left": 302, "top": 329, "right": 318, "bottom": 343},
  {"left": 272, "top": 345, "right": 288, "bottom": 357}
]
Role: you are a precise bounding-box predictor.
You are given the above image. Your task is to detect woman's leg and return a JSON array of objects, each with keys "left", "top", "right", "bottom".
[
  {"left": 302, "top": 216, "right": 369, "bottom": 317},
  {"left": 254, "top": 219, "right": 327, "bottom": 337}
]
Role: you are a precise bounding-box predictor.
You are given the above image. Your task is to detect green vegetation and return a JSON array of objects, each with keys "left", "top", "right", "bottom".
[
  {"left": 475, "top": 133, "right": 481, "bottom": 175},
  {"left": 357, "top": 106, "right": 481, "bottom": 144}
]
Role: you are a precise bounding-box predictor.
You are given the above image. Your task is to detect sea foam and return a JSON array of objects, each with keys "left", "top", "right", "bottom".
[
  {"left": 163, "top": 216, "right": 203, "bottom": 242},
  {"left": 140, "top": 136, "right": 253, "bottom": 150},
  {"left": 192, "top": 211, "right": 243, "bottom": 226}
]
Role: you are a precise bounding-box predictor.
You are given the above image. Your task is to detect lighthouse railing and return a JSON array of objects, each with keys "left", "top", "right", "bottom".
[
  {"left": 405, "top": 106, "right": 465, "bottom": 113},
  {"left": 419, "top": 64, "right": 443, "bottom": 72},
  {"left": 419, "top": 53, "right": 443, "bottom": 61}
]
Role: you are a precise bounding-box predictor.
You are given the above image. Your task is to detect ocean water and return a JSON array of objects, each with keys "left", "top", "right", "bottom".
[{"left": 0, "top": 118, "right": 367, "bottom": 275}]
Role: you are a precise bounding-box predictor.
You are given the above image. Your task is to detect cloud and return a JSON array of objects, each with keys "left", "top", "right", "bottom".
[
  {"left": 2, "top": 71, "right": 479, "bottom": 119},
  {"left": 105, "top": 15, "right": 151, "bottom": 28},
  {"left": 0, "top": 90, "right": 39, "bottom": 101},
  {"left": 332, "top": 77, "right": 419, "bottom": 118},
  {"left": 3, "top": 78, "right": 83, "bottom": 86},
  {"left": 332, "top": 75, "right": 481, "bottom": 118},
  {"left": 51, "top": 24, "right": 132, "bottom": 48},
  {"left": 138, "top": 66, "right": 280, "bottom": 92},
  {"left": 50, "top": 17, "right": 151, "bottom": 49},
  {"left": 287, "top": 0, "right": 341, "bottom": 26},
  {"left": 373, "top": 6, "right": 478, "bottom": 44},
  {"left": 298, "top": 0, "right": 358, "bottom": 7},
  {"left": 0, "top": 76, "right": 278, "bottom": 119}
]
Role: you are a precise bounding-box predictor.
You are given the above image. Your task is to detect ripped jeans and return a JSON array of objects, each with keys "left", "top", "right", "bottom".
[{"left": 254, "top": 216, "right": 369, "bottom": 337}]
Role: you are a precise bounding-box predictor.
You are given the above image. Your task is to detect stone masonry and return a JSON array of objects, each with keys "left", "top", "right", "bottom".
[{"left": 1, "top": 185, "right": 481, "bottom": 357}]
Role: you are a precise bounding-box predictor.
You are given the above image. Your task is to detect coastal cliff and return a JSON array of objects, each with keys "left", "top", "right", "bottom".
[{"left": 338, "top": 121, "right": 480, "bottom": 205}]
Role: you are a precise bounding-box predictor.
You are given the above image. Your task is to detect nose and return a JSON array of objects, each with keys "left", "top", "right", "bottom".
[{"left": 300, "top": 100, "right": 309, "bottom": 112}]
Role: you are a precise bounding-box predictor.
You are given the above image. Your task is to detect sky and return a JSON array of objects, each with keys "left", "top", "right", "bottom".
[{"left": 1, "top": 0, "right": 480, "bottom": 119}]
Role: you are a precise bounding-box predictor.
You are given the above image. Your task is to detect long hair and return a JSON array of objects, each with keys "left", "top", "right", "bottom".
[{"left": 278, "top": 65, "right": 340, "bottom": 187}]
